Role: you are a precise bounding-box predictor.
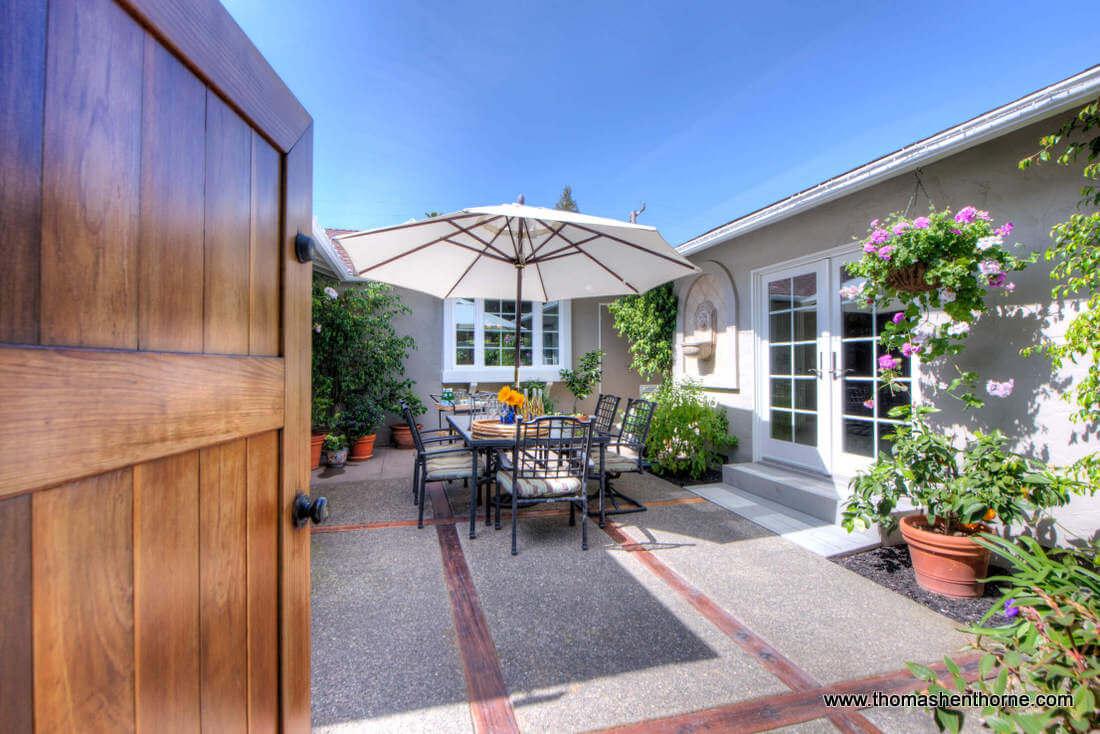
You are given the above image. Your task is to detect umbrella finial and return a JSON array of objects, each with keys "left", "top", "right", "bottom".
[{"left": 516, "top": 194, "right": 525, "bottom": 205}]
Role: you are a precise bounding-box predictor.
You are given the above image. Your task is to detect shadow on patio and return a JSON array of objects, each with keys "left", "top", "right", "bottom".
[{"left": 310, "top": 448, "right": 975, "bottom": 733}]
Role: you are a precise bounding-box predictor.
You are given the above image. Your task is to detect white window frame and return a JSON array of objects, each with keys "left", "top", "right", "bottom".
[{"left": 442, "top": 298, "right": 572, "bottom": 383}]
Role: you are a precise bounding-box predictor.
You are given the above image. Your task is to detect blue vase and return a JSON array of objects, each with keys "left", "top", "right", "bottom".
[{"left": 502, "top": 406, "right": 515, "bottom": 424}]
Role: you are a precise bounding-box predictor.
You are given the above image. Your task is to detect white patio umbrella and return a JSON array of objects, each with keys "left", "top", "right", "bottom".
[{"left": 335, "top": 201, "right": 698, "bottom": 384}]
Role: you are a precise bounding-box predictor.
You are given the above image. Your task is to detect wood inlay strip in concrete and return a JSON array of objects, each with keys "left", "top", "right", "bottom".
[
  {"left": 600, "top": 520, "right": 880, "bottom": 734},
  {"left": 428, "top": 482, "right": 520, "bottom": 734},
  {"left": 587, "top": 654, "right": 982, "bottom": 733}
]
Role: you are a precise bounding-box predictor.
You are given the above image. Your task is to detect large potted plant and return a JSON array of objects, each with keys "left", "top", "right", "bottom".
[
  {"left": 312, "top": 278, "right": 422, "bottom": 455},
  {"left": 647, "top": 378, "right": 737, "bottom": 481},
  {"left": 843, "top": 407, "right": 1072, "bottom": 597},
  {"left": 340, "top": 395, "right": 385, "bottom": 461}
]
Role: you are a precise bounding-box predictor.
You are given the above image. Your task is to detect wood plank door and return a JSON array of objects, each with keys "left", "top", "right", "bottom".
[{"left": 0, "top": 0, "right": 314, "bottom": 731}]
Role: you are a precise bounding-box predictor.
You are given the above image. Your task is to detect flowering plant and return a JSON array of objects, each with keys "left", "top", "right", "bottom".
[
  {"left": 842, "top": 407, "right": 1074, "bottom": 536},
  {"left": 496, "top": 386, "right": 526, "bottom": 408},
  {"left": 843, "top": 207, "right": 1035, "bottom": 406}
]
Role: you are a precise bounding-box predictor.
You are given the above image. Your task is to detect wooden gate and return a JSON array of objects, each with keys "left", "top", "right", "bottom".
[{"left": 1, "top": 0, "right": 314, "bottom": 731}]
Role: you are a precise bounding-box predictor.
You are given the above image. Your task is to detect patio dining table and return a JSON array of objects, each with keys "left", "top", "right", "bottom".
[{"left": 444, "top": 413, "right": 611, "bottom": 539}]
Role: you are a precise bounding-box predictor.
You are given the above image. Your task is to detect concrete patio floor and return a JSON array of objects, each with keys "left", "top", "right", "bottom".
[{"left": 310, "top": 447, "right": 981, "bottom": 733}]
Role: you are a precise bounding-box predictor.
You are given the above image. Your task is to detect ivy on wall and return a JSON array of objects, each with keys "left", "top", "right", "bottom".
[{"left": 607, "top": 282, "right": 678, "bottom": 381}]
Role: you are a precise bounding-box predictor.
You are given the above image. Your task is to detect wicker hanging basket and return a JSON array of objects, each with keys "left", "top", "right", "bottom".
[{"left": 884, "top": 262, "right": 937, "bottom": 294}]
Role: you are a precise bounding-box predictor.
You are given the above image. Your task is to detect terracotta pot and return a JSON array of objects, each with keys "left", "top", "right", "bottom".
[
  {"left": 310, "top": 432, "right": 327, "bottom": 470},
  {"left": 900, "top": 514, "right": 991, "bottom": 598},
  {"left": 323, "top": 447, "right": 348, "bottom": 468},
  {"left": 390, "top": 423, "right": 420, "bottom": 449},
  {"left": 348, "top": 433, "right": 376, "bottom": 461}
]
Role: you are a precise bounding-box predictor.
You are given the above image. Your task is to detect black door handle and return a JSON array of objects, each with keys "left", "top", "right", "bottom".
[{"left": 292, "top": 493, "right": 329, "bottom": 528}]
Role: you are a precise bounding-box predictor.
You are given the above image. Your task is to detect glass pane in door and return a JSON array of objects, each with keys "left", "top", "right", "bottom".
[
  {"left": 838, "top": 265, "right": 912, "bottom": 457},
  {"left": 768, "top": 273, "right": 818, "bottom": 446}
]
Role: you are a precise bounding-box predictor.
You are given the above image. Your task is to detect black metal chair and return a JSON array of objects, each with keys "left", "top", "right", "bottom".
[
  {"left": 496, "top": 416, "right": 593, "bottom": 555},
  {"left": 404, "top": 404, "right": 475, "bottom": 529},
  {"left": 590, "top": 397, "right": 656, "bottom": 526},
  {"left": 591, "top": 393, "right": 621, "bottom": 435}
]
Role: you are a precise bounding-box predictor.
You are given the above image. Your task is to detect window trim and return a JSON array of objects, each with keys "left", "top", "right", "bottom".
[{"left": 442, "top": 298, "right": 571, "bottom": 383}]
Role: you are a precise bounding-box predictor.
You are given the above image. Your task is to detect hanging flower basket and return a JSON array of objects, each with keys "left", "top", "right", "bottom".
[{"left": 884, "top": 262, "right": 936, "bottom": 293}]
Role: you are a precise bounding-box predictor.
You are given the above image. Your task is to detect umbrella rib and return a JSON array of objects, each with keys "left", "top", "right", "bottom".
[
  {"left": 505, "top": 218, "right": 520, "bottom": 260},
  {"left": 356, "top": 215, "right": 505, "bottom": 275},
  {"left": 446, "top": 219, "right": 512, "bottom": 260},
  {"left": 558, "top": 221, "right": 697, "bottom": 269},
  {"left": 545, "top": 227, "right": 639, "bottom": 294},
  {"left": 441, "top": 223, "right": 511, "bottom": 299},
  {"left": 528, "top": 222, "right": 568, "bottom": 258},
  {"left": 441, "top": 238, "right": 512, "bottom": 263},
  {"left": 530, "top": 233, "right": 600, "bottom": 263},
  {"left": 532, "top": 259, "right": 548, "bottom": 302}
]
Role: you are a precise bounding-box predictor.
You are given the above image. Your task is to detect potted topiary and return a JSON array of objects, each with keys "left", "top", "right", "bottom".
[
  {"left": 842, "top": 407, "right": 1074, "bottom": 597},
  {"left": 559, "top": 349, "right": 604, "bottom": 414},
  {"left": 322, "top": 433, "right": 348, "bottom": 468}
]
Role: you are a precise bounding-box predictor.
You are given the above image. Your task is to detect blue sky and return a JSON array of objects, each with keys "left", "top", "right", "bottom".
[{"left": 223, "top": 0, "right": 1098, "bottom": 245}]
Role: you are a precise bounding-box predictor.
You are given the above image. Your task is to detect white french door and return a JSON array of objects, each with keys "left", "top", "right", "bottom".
[
  {"left": 756, "top": 253, "right": 915, "bottom": 477},
  {"left": 758, "top": 260, "right": 832, "bottom": 473}
]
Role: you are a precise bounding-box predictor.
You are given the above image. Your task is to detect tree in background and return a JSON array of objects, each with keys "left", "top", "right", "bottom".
[{"left": 555, "top": 186, "right": 578, "bottom": 212}]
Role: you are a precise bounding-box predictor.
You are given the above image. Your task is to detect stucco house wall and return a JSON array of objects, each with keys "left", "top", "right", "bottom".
[{"left": 672, "top": 115, "right": 1100, "bottom": 544}]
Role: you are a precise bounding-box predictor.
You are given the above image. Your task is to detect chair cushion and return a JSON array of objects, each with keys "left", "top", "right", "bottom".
[
  {"left": 424, "top": 453, "right": 475, "bottom": 480},
  {"left": 495, "top": 470, "right": 583, "bottom": 499},
  {"left": 589, "top": 446, "right": 640, "bottom": 473}
]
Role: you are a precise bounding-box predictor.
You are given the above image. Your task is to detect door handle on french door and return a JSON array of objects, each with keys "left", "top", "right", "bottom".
[
  {"left": 807, "top": 353, "right": 824, "bottom": 378},
  {"left": 829, "top": 352, "right": 853, "bottom": 379}
]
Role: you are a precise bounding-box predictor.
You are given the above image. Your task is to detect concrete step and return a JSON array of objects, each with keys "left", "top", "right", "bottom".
[
  {"left": 687, "top": 482, "right": 880, "bottom": 558},
  {"left": 722, "top": 461, "right": 842, "bottom": 524}
]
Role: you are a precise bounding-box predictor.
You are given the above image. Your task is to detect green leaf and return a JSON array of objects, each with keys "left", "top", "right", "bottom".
[
  {"left": 933, "top": 707, "right": 962, "bottom": 734},
  {"left": 907, "top": 662, "right": 938, "bottom": 682}
]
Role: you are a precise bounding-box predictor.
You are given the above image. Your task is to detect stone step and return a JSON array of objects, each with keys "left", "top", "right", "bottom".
[
  {"left": 687, "top": 482, "right": 880, "bottom": 557},
  {"left": 722, "top": 461, "right": 843, "bottom": 524}
]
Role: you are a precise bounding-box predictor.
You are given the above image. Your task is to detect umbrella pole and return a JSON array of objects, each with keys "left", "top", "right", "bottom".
[{"left": 513, "top": 264, "right": 522, "bottom": 386}]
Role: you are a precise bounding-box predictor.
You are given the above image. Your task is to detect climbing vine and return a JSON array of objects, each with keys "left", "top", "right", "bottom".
[{"left": 607, "top": 282, "right": 677, "bottom": 381}]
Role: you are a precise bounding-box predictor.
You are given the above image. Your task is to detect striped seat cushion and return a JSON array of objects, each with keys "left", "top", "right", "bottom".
[
  {"left": 589, "top": 446, "right": 641, "bottom": 473},
  {"left": 495, "top": 470, "right": 583, "bottom": 499},
  {"left": 424, "top": 453, "right": 476, "bottom": 480}
]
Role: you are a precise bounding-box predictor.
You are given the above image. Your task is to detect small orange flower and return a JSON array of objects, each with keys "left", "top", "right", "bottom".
[
  {"left": 983, "top": 508, "right": 996, "bottom": 522},
  {"left": 497, "top": 386, "right": 511, "bottom": 402}
]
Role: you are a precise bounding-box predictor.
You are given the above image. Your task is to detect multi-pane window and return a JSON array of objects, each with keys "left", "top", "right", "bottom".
[
  {"left": 838, "top": 265, "right": 912, "bottom": 457},
  {"left": 444, "top": 298, "right": 570, "bottom": 380},
  {"left": 483, "top": 299, "right": 533, "bottom": 366}
]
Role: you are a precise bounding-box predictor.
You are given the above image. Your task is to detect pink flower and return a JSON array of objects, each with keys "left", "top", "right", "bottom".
[
  {"left": 892, "top": 312, "right": 905, "bottom": 324},
  {"left": 976, "top": 235, "right": 1002, "bottom": 251},
  {"left": 978, "top": 260, "right": 1003, "bottom": 276},
  {"left": 901, "top": 342, "right": 919, "bottom": 357},
  {"left": 955, "top": 206, "right": 978, "bottom": 224},
  {"left": 977, "top": 210, "right": 992, "bottom": 221},
  {"left": 996, "top": 222, "right": 1014, "bottom": 236},
  {"left": 912, "top": 216, "right": 931, "bottom": 229},
  {"left": 1004, "top": 281, "right": 1016, "bottom": 292},
  {"left": 986, "top": 379, "right": 1015, "bottom": 398},
  {"left": 863, "top": 242, "right": 878, "bottom": 253},
  {"left": 862, "top": 398, "right": 875, "bottom": 410},
  {"left": 877, "top": 245, "right": 894, "bottom": 260},
  {"left": 869, "top": 228, "right": 891, "bottom": 245},
  {"left": 989, "top": 272, "right": 1007, "bottom": 287},
  {"left": 878, "top": 354, "right": 900, "bottom": 371},
  {"left": 870, "top": 219, "right": 880, "bottom": 227},
  {"left": 839, "top": 283, "right": 863, "bottom": 301},
  {"left": 892, "top": 222, "right": 911, "bottom": 235}
]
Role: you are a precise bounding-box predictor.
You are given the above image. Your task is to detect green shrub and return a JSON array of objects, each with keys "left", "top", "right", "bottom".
[
  {"left": 911, "top": 535, "right": 1099, "bottom": 733},
  {"left": 646, "top": 378, "right": 736, "bottom": 479},
  {"left": 608, "top": 283, "right": 677, "bottom": 381}
]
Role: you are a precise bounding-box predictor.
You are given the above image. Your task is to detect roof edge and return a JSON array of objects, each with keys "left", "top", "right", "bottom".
[{"left": 678, "top": 64, "right": 1100, "bottom": 256}]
